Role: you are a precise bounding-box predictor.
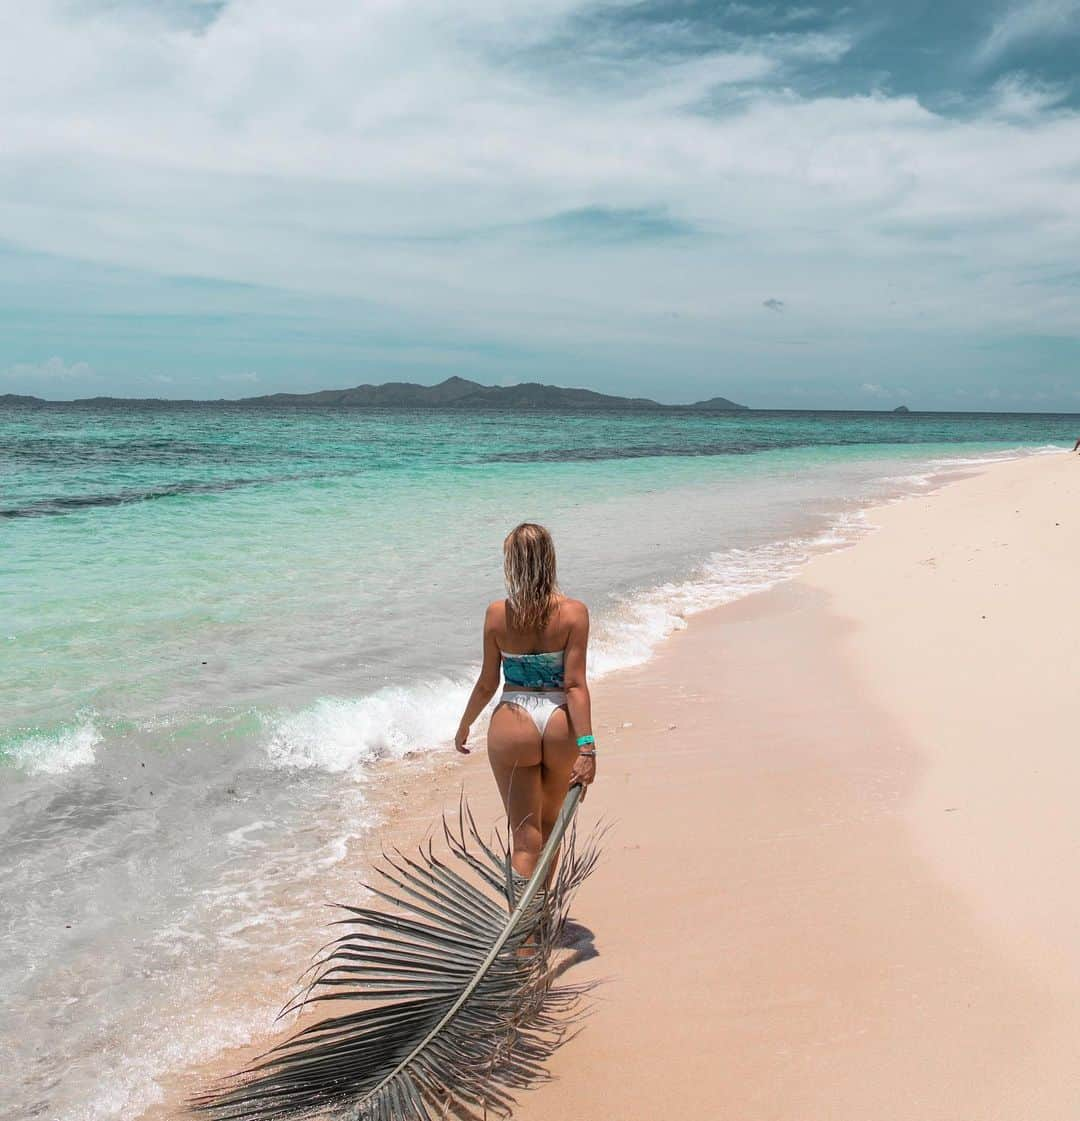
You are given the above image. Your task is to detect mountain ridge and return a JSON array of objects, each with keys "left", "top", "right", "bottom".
[{"left": 0, "top": 376, "right": 748, "bottom": 411}]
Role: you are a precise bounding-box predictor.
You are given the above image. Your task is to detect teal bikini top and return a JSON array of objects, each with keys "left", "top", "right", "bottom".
[{"left": 501, "top": 649, "right": 565, "bottom": 690}]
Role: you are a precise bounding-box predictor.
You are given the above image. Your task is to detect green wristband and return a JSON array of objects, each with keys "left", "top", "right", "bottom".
[{"left": 576, "top": 734, "right": 595, "bottom": 748}]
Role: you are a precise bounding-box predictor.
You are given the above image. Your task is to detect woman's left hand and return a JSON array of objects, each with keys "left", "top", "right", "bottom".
[
  {"left": 568, "top": 753, "right": 596, "bottom": 799},
  {"left": 454, "top": 723, "right": 471, "bottom": 754}
]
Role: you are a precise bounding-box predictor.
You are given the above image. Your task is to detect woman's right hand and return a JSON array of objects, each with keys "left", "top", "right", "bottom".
[
  {"left": 454, "top": 723, "right": 471, "bottom": 754},
  {"left": 568, "top": 752, "right": 596, "bottom": 799}
]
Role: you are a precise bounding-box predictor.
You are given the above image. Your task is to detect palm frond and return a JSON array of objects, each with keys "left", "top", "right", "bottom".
[{"left": 191, "top": 784, "right": 599, "bottom": 1121}]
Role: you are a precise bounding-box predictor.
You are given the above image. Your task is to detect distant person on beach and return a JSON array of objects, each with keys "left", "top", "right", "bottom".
[
  {"left": 1073, "top": 437, "right": 1080, "bottom": 452},
  {"left": 455, "top": 522, "right": 596, "bottom": 881}
]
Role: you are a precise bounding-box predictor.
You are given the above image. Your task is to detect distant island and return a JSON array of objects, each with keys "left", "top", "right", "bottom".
[
  {"left": 892, "top": 405, "right": 911, "bottom": 414},
  {"left": 0, "top": 376, "right": 748, "bottom": 412}
]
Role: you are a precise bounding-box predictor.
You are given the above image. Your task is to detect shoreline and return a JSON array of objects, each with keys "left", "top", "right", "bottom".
[
  {"left": 145, "top": 448, "right": 1080, "bottom": 1120},
  {"left": 3, "top": 444, "right": 1052, "bottom": 772},
  {"left": 21, "top": 443, "right": 1037, "bottom": 1121}
]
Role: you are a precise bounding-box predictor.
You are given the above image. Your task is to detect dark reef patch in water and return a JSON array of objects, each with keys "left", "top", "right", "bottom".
[{"left": 0, "top": 473, "right": 332, "bottom": 518}]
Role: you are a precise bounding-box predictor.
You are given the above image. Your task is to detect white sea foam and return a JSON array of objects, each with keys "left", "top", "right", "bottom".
[
  {"left": 928, "top": 443, "right": 1065, "bottom": 469},
  {"left": 875, "top": 444, "right": 1070, "bottom": 501},
  {"left": 75, "top": 1002, "right": 279, "bottom": 1121},
  {"left": 224, "top": 820, "right": 275, "bottom": 848},
  {"left": 8, "top": 720, "right": 101, "bottom": 775},
  {"left": 264, "top": 679, "right": 471, "bottom": 774},
  {"left": 591, "top": 522, "right": 867, "bottom": 677}
]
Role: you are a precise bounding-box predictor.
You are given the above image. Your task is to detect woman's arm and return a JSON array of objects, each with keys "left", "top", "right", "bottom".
[
  {"left": 562, "top": 602, "right": 597, "bottom": 796},
  {"left": 454, "top": 603, "right": 502, "bottom": 754}
]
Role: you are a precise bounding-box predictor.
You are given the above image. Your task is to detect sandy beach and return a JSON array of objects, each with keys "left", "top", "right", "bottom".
[
  {"left": 502, "top": 450, "right": 1080, "bottom": 1121},
  {"left": 153, "top": 450, "right": 1080, "bottom": 1121}
]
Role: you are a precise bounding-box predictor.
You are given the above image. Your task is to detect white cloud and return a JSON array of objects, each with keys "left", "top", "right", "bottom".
[
  {"left": 860, "top": 381, "right": 911, "bottom": 400},
  {"left": 991, "top": 73, "right": 1070, "bottom": 119},
  {"left": 0, "top": 0, "right": 1079, "bottom": 391},
  {"left": 723, "top": 4, "right": 822, "bottom": 24},
  {"left": 3, "top": 356, "right": 95, "bottom": 381},
  {"left": 219, "top": 371, "right": 259, "bottom": 383},
  {"left": 977, "top": 0, "right": 1080, "bottom": 62},
  {"left": 766, "top": 30, "right": 853, "bottom": 62}
]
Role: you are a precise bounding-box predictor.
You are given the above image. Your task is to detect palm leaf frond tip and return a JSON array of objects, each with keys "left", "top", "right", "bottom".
[{"left": 191, "top": 784, "right": 600, "bottom": 1121}]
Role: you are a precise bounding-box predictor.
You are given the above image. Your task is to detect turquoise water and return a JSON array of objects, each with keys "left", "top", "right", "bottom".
[{"left": 1, "top": 402, "right": 1074, "bottom": 1119}]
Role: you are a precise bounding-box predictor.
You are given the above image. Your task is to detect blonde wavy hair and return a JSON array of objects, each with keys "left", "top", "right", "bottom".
[{"left": 503, "top": 522, "right": 559, "bottom": 632}]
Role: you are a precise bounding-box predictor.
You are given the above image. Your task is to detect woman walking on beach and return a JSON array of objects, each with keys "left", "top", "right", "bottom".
[{"left": 455, "top": 523, "right": 596, "bottom": 879}]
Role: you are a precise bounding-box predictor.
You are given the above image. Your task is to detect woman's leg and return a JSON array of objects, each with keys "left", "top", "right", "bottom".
[
  {"left": 487, "top": 701, "right": 544, "bottom": 877},
  {"left": 538, "top": 705, "right": 578, "bottom": 879}
]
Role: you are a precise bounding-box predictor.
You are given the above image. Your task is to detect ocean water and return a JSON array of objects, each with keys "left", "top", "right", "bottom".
[{"left": 1, "top": 403, "right": 1075, "bottom": 1119}]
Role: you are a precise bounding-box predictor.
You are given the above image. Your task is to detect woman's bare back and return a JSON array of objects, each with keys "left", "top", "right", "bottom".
[{"left": 489, "top": 595, "right": 586, "bottom": 656}]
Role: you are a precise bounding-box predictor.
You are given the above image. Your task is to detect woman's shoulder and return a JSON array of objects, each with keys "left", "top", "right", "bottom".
[{"left": 555, "top": 595, "right": 589, "bottom": 621}]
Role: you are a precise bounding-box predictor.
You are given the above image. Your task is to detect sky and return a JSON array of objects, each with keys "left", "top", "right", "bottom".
[{"left": 2, "top": 1, "right": 1080, "bottom": 409}]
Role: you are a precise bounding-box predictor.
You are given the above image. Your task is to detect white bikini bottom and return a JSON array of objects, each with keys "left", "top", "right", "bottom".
[{"left": 498, "top": 690, "right": 568, "bottom": 736}]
